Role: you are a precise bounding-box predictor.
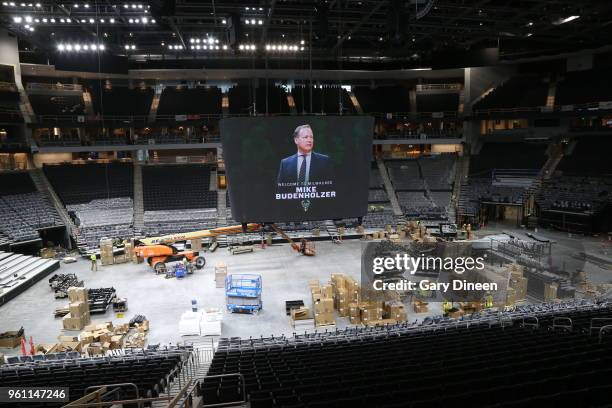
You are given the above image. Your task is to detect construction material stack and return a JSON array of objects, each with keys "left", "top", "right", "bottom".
[
  {"left": 215, "top": 262, "right": 227, "bottom": 288},
  {"left": 62, "top": 287, "right": 91, "bottom": 331},
  {"left": 99, "top": 238, "right": 114, "bottom": 266},
  {"left": 506, "top": 263, "right": 528, "bottom": 305},
  {"left": 331, "top": 273, "right": 360, "bottom": 317},
  {"left": 310, "top": 280, "right": 334, "bottom": 327}
]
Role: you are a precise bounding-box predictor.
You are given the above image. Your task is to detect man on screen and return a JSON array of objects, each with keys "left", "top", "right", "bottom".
[{"left": 276, "top": 124, "right": 333, "bottom": 184}]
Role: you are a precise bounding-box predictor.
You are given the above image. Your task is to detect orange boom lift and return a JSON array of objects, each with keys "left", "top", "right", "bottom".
[{"left": 134, "top": 223, "right": 262, "bottom": 274}]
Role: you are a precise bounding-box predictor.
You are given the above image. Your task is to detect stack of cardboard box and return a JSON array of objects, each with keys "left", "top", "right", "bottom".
[
  {"left": 506, "top": 264, "right": 528, "bottom": 305},
  {"left": 312, "top": 282, "right": 335, "bottom": 327},
  {"left": 80, "top": 322, "right": 132, "bottom": 355},
  {"left": 99, "top": 238, "right": 114, "bottom": 266},
  {"left": 62, "top": 287, "right": 91, "bottom": 331},
  {"left": 331, "top": 273, "right": 359, "bottom": 317},
  {"left": 348, "top": 302, "right": 361, "bottom": 324},
  {"left": 383, "top": 300, "right": 407, "bottom": 322},
  {"left": 412, "top": 300, "right": 429, "bottom": 313},
  {"left": 543, "top": 282, "right": 558, "bottom": 301},
  {"left": 215, "top": 262, "right": 227, "bottom": 288},
  {"left": 359, "top": 301, "right": 384, "bottom": 326}
]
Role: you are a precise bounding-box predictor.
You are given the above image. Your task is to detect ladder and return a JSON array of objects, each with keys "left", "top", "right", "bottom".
[{"left": 325, "top": 220, "right": 341, "bottom": 244}]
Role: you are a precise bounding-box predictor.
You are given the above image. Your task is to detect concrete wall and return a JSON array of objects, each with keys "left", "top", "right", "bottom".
[{"left": 0, "top": 29, "right": 22, "bottom": 82}]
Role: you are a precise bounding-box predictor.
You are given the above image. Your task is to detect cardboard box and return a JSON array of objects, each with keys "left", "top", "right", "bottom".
[
  {"left": 331, "top": 274, "right": 347, "bottom": 291},
  {"left": 58, "top": 335, "right": 79, "bottom": 343},
  {"left": 69, "top": 301, "right": 89, "bottom": 316},
  {"left": 314, "top": 311, "right": 334, "bottom": 326},
  {"left": 320, "top": 284, "right": 333, "bottom": 299},
  {"left": 313, "top": 298, "right": 334, "bottom": 314},
  {"left": 290, "top": 307, "right": 310, "bottom": 321},
  {"left": 113, "top": 254, "right": 127, "bottom": 264},
  {"left": 68, "top": 287, "right": 88, "bottom": 302},
  {"left": 349, "top": 315, "right": 362, "bottom": 325},
  {"left": 413, "top": 300, "right": 428, "bottom": 313},
  {"left": 62, "top": 312, "right": 90, "bottom": 331},
  {"left": 365, "top": 318, "right": 397, "bottom": 327},
  {"left": 0, "top": 330, "right": 24, "bottom": 348}
]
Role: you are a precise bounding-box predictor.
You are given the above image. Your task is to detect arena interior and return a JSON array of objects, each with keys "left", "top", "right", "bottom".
[{"left": 0, "top": 1, "right": 612, "bottom": 407}]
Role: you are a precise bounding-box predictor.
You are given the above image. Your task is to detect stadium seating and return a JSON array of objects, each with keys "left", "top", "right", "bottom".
[
  {"left": 353, "top": 86, "right": 410, "bottom": 113},
  {"left": 0, "top": 347, "right": 190, "bottom": 408},
  {"left": 386, "top": 159, "right": 424, "bottom": 190},
  {"left": 92, "top": 86, "right": 154, "bottom": 116},
  {"left": 67, "top": 198, "right": 134, "bottom": 250},
  {"left": 557, "top": 136, "right": 612, "bottom": 175},
  {"left": 28, "top": 94, "right": 85, "bottom": 116},
  {"left": 419, "top": 155, "right": 455, "bottom": 189},
  {"left": 43, "top": 163, "right": 134, "bottom": 205},
  {"left": 416, "top": 93, "right": 459, "bottom": 112},
  {"left": 362, "top": 206, "right": 396, "bottom": 228},
  {"left": 291, "top": 86, "right": 353, "bottom": 114},
  {"left": 142, "top": 164, "right": 216, "bottom": 211},
  {"left": 228, "top": 85, "right": 253, "bottom": 115},
  {"left": 256, "top": 86, "right": 291, "bottom": 114},
  {"left": 536, "top": 176, "right": 611, "bottom": 213},
  {"left": 143, "top": 208, "right": 218, "bottom": 236},
  {"left": 474, "top": 75, "right": 549, "bottom": 111},
  {"left": 469, "top": 142, "right": 547, "bottom": 176},
  {"left": 0, "top": 172, "right": 62, "bottom": 243},
  {"left": 368, "top": 189, "right": 388, "bottom": 203},
  {"left": 556, "top": 69, "right": 612, "bottom": 105},
  {"left": 157, "top": 86, "right": 222, "bottom": 116},
  {"left": 291, "top": 86, "right": 321, "bottom": 114},
  {"left": 204, "top": 302, "right": 612, "bottom": 408},
  {"left": 459, "top": 178, "right": 526, "bottom": 215}
]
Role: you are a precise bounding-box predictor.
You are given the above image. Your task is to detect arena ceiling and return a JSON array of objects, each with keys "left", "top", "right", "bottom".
[{"left": 2, "top": 0, "right": 612, "bottom": 68}]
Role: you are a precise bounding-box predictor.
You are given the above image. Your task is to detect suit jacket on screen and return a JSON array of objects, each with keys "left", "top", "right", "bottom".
[{"left": 276, "top": 152, "right": 333, "bottom": 184}]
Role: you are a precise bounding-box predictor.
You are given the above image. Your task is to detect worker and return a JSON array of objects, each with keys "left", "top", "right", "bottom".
[
  {"left": 442, "top": 300, "right": 452, "bottom": 314},
  {"left": 90, "top": 254, "right": 97, "bottom": 271},
  {"left": 182, "top": 257, "right": 189, "bottom": 269},
  {"left": 484, "top": 292, "right": 494, "bottom": 309}
]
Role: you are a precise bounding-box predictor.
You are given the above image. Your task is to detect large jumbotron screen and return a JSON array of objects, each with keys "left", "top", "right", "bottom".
[{"left": 221, "top": 116, "right": 374, "bottom": 223}]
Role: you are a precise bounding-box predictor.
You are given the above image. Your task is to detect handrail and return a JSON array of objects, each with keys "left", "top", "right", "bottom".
[
  {"left": 27, "top": 82, "right": 83, "bottom": 92},
  {"left": 589, "top": 318, "right": 612, "bottom": 336},
  {"left": 35, "top": 110, "right": 461, "bottom": 123},
  {"left": 167, "top": 379, "right": 193, "bottom": 408},
  {"left": 62, "top": 396, "right": 173, "bottom": 407},
  {"left": 551, "top": 317, "right": 572, "bottom": 332},
  {"left": 0, "top": 81, "right": 18, "bottom": 92},
  {"left": 473, "top": 100, "right": 612, "bottom": 116},
  {"left": 598, "top": 325, "right": 612, "bottom": 344},
  {"left": 521, "top": 316, "right": 539, "bottom": 329},
  {"left": 416, "top": 83, "right": 462, "bottom": 92},
  {"left": 84, "top": 383, "right": 140, "bottom": 408}
]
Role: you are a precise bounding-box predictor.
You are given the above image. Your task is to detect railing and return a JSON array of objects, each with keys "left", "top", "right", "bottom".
[
  {"left": 473, "top": 100, "right": 612, "bottom": 116},
  {"left": 378, "top": 130, "right": 463, "bottom": 140},
  {"left": 416, "top": 83, "right": 462, "bottom": 92},
  {"left": 35, "top": 110, "right": 461, "bottom": 124},
  {"left": 27, "top": 82, "right": 83, "bottom": 92},
  {"left": 147, "top": 155, "right": 217, "bottom": 164},
  {"left": 0, "top": 81, "right": 18, "bottom": 92}
]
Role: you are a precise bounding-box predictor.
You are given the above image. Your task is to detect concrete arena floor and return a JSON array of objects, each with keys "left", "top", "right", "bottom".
[{"left": 0, "top": 228, "right": 610, "bottom": 355}]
